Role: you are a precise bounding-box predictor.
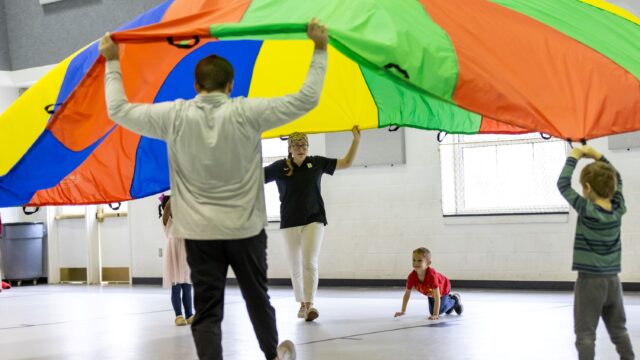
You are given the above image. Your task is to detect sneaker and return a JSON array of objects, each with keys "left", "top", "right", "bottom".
[
  {"left": 186, "top": 315, "right": 194, "bottom": 325},
  {"left": 297, "top": 304, "right": 306, "bottom": 319},
  {"left": 452, "top": 293, "right": 463, "bottom": 315},
  {"left": 276, "top": 339, "right": 296, "bottom": 360},
  {"left": 175, "top": 315, "right": 187, "bottom": 326},
  {"left": 305, "top": 307, "right": 319, "bottom": 322}
]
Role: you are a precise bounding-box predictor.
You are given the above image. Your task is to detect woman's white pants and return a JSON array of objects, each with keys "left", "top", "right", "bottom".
[{"left": 283, "top": 222, "right": 324, "bottom": 303}]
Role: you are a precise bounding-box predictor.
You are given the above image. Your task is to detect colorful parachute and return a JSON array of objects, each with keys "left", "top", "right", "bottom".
[{"left": 1, "top": 0, "right": 639, "bottom": 207}]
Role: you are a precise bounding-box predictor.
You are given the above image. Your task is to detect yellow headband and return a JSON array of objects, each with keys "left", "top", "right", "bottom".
[{"left": 288, "top": 132, "right": 308, "bottom": 146}]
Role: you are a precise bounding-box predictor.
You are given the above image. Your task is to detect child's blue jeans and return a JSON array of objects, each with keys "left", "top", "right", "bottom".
[
  {"left": 428, "top": 293, "right": 456, "bottom": 315},
  {"left": 171, "top": 283, "right": 193, "bottom": 318}
]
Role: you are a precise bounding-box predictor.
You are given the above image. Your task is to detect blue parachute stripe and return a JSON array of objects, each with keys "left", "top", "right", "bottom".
[
  {"left": 0, "top": 129, "right": 112, "bottom": 206},
  {"left": 53, "top": 0, "right": 174, "bottom": 115},
  {"left": 129, "top": 40, "right": 263, "bottom": 198}
]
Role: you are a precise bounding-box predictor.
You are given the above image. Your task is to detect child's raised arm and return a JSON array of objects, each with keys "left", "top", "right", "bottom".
[
  {"left": 557, "top": 147, "right": 589, "bottom": 215},
  {"left": 394, "top": 289, "right": 412, "bottom": 317}
]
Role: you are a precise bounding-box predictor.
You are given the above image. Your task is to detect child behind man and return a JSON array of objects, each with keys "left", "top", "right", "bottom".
[
  {"left": 394, "top": 247, "right": 462, "bottom": 320},
  {"left": 159, "top": 195, "right": 193, "bottom": 326},
  {"left": 557, "top": 145, "right": 634, "bottom": 360}
]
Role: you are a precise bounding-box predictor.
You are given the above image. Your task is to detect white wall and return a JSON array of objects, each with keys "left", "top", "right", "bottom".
[
  {"left": 116, "top": 130, "right": 640, "bottom": 282},
  {"left": 0, "top": 85, "right": 18, "bottom": 112},
  {"left": 1, "top": 82, "right": 639, "bottom": 283},
  {"left": 2, "top": 127, "right": 636, "bottom": 283},
  {"left": 280, "top": 2, "right": 637, "bottom": 286},
  {"left": 129, "top": 195, "right": 165, "bottom": 278},
  {"left": 0, "top": 207, "right": 47, "bottom": 225},
  {"left": 314, "top": 131, "right": 640, "bottom": 282},
  {"left": 2, "top": 19, "right": 639, "bottom": 283}
]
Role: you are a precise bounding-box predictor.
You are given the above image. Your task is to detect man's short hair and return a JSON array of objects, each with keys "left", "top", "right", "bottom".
[
  {"left": 580, "top": 161, "right": 616, "bottom": 199},
  {"left": 195, "top": 55, "right": 234, "bottom": 92}
]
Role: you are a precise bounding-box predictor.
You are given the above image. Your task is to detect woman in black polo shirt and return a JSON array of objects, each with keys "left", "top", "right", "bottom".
[{"left": 264, "top": 126, "right": 360, "bottom": 321}]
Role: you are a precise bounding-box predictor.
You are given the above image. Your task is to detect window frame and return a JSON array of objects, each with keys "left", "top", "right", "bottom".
[
  {"left": 439, "top": 133, "right": 571, "bottom": 217},
  {"left": 262, "top": 138, "right": 289, "bottom": 222}
]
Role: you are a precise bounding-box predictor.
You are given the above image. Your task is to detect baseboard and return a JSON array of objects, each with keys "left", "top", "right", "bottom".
[
  {"left": 132, "top": 277, "right": 162, "bottom": 286},
  {"left": 451, "top": 280, "right": 640, "bottom": 291},
  {"left": 452, "top": 280, "right": 575, "bottom": 291},
  {"left": 4, "top": 277, "right": 48, "bottom": 286},
  {"left": 131, "top": 278, "right": 640, "bottom": 291}
]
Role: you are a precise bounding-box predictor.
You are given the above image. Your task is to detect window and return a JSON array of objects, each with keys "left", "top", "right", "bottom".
[
  {"left": 439, "top": 133, "right": 569, "bottom": 215},
  {"left": 262, "top": 138, "right": 289, "bottom": 221}
]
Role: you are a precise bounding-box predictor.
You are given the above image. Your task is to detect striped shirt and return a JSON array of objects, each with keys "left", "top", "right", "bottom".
[{"left": 557, "top": 156, "right": 625, "bottom": 274}]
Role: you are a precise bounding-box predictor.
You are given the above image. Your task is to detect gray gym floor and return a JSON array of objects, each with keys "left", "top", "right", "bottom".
[{"left": 1, "top": 285, "right": 639, "bottom": 359}]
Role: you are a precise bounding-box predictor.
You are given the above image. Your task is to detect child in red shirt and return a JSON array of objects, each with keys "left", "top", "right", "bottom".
[{"left": 394, "top": 247, "right": 463, "bottom": 319}]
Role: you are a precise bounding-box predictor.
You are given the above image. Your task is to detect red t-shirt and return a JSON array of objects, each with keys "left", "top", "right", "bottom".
[{"left": 406, "top": 267, "right": 451, "bottom": 297}]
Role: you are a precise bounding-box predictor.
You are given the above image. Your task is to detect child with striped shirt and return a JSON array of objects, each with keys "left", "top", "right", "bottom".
[{"left": 557, "top": 145, "right": 634, "bottom": 360}]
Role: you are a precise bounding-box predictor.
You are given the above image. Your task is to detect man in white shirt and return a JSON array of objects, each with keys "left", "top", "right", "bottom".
[{"left": 99, "top": 19, "right": 328, "bottom": 360}]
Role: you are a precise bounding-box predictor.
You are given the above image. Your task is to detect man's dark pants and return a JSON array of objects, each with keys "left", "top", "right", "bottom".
[{"left": 186, "top": 230, "right": 278, "bottom": 360}]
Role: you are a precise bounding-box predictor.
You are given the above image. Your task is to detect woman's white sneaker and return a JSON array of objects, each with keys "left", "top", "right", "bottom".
[
  {"left": 297, "top": 305, "right": 306, "bottom": 319},
  {"left": 305, "top": 307, "right": 319, "bottom": 322}
]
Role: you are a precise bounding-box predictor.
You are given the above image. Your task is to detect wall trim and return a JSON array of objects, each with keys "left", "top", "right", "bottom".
[
  {"left": 132, "top": 277, "right": 162, "bottom": 285},
  {"left": 131, "top": 277, "right": 640, "bottom": 291},
  {"left": 5, "top": 277, "right": 48, "bottom": 286}
]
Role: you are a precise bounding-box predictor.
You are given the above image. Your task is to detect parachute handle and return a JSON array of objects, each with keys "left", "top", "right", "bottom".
[
  {"left": 388, "top": 126, "right": 399, "bottom": 132},
  {"left": 540, "top": 132, "right": 551, "bottom": 140},
  {"left": 22, "top": 207, "right": 40, "bottom": 215},
  {"left": 45, "top": 103, "right": 63, "bottom": 115},
  {"left": 567, "top": 138, "right": 587, "bottom": 148},
  {"left": 108, "top": 203, "right": 121, "bottom": 211},
  {"left": 167, "top": 36, "right": 200, "bottom": 49},
  {"left": 384, "top": 63, "right": 410, "bottom": 79},
  {"left": 437, "top": 131, "right": 447, "bottom": 143}
]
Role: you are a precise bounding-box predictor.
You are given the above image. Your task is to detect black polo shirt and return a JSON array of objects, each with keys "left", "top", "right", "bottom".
[{"left": 264, "top": 156, "right": 337, "bottom": 229}]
